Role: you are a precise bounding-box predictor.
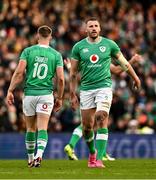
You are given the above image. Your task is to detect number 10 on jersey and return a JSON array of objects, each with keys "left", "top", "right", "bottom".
[{"left": 33, "top": 63, "right": 48, "bottom": 79}]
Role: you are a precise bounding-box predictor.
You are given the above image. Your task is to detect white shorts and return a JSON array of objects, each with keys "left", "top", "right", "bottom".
[
  {"left": 80, "top": 88, "right": 112, "bottom": 114},
  {"left": 23, "top": 94, "right": 54, "bottom": 116}
]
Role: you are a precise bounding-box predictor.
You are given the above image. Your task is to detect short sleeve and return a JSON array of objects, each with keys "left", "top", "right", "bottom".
[
  {"left": 19, "top": 48, "right": 28, "bottom": 61},
  {"left": 56, "top": 52, "right": 63, "bottom": 67},
  {"left": 71, "top": 43, "right": 80, "bottom": 61},
  {"left": 109, "top": 40, "right": 121, "bottom": 57}
]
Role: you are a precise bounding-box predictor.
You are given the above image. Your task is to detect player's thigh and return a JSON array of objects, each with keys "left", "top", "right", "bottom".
[
  {"left": 36, "top": 94, "right": 54, "bottom": 115},
  {"left": 81, "top": 108, "right": 96, "bottom": 130},
  {"left": 37, "top": 112, "right": 50, "bottom": 130},
  {"left": 80, "top": 90, "right": 96, "bottom": 110},
  {"left": 23, "top": 96, "right": 36, "bottom": 116},
  {"left": 95, "top": 88, "right": 113, "bottom": 115},
  {"left": 36, "top": 94, "right": 54, "bottom": 130}
]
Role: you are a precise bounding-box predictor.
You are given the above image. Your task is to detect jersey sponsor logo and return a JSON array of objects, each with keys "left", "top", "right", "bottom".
[
  {"left": 99, "top": 46, "right": 106, "bottom": 52},
  {"left": 83, "top": 48, "right": 89, "bottom": 53},
  {"left": 90, "top": 54, "right": 99, "bottom": 64}
]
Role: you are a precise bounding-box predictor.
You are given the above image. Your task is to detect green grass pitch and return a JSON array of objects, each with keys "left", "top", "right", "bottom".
[{"left": 0, "top": 159, "right": 156, "bottom": 179}]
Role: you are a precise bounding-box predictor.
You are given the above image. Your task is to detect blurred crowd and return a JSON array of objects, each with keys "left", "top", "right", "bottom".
[{"left": 0, "top": 0, "right": 156, "bottom": 134}]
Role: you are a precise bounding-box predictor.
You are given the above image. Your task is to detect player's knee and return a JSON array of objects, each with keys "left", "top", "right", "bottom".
[
  {"left": 96, "top": 101, "right": 111, "bottom": 114},
  {"left": 84, "top": 125, "right": 92, "bottom": 132},
  {"left": 83, "top": 125, "right": 92, "bottom": 136},
  {"left": 95, "top": 111, "right": 108, "bottom": 122},
  {"left": 27, "top": 128, "right": 36, "bottom": 132},
  {"left": 27, "top": 126, "right": 36, "bottom": 132}
]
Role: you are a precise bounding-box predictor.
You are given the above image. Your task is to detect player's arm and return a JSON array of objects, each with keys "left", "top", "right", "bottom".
[
  {"left": 64, "top": 58, "right": 71, "bottom": 71},
  {"left": 53, "top": 66, "right": 64, "bottom": 112},
  {"left": 115, "top": 52, "right": 141, "bottom": 90},
  {"left": 7, "top": 60, "right": 26, "bottom": 105},
  {"left": 56, "top": 67, "right": 64, "bottom": 100},
  {"left": 110, "top": 64, "right": 122, "bottom": 75},
  {"left": 70, "top": 59, "right": 79, "bottom": 110},
  {"left": 53, "top": 53, "right": 65, "bottom": 112},
  {"left": 70, "top": 59, "right": 78, "bottom": 96},
  {"left": 111, "top": 54, "right": 142, "bottom": 75}
]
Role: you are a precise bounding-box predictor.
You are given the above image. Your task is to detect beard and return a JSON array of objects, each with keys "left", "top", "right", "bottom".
[{"left": 89, "top": 32, "right": 98, "bottom": 39}]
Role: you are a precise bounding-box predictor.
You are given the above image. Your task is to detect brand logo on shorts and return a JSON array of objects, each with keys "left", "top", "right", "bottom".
[
  {"left": 42, "top": 104, "right": 48, "bottom": 109},
  {"left": 90, "top": 54, "right": 99, "bottom": 64},
  {"left": 99, "top": 46, "right": 106, "bottom": 52},
  {"left": 104, "top": 95, "right": 108, "bottom": 100}
]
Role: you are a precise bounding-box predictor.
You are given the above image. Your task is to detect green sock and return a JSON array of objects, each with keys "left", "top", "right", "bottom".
[
  {"left": 35, "top": 130, "right": 48, "bottom": 159},
  {"left": 84, "top": 130, "right": 96, "bottom": 154},
  {"left": 69, "top": 124, "right": 82, "bottom": 149},
  {"left": 25, "top": 132, "right": 36, "bottom": 162},
  {"left": 96, "top": 128, "right": 108, "bottom": 160}
]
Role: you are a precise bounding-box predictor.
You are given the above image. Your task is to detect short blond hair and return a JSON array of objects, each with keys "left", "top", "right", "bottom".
[
  {"left": 85, "top": 17, "right": 100, "bottom": 24},
  {"left": 37, "top": 25, "right": 52, "bottom": 38}
]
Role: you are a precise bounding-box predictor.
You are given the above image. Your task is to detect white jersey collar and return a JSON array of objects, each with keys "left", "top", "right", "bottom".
[
  {"left": 38, "top": 44, "right": 49, "bottom": 48},
  {"left": 86, "top": 36, "right": 102, "bottom": 44}
]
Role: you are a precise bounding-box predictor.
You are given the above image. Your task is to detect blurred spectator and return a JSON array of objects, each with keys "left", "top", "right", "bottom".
[
  {"left": 0, "top": 0, "right": 156, "bottom": 133},
  {"left": 126, "top": 119, "right": 140, "bottom": 134},
  {"left": 0, "top": 97, "right": 14, "bottom": 132}
]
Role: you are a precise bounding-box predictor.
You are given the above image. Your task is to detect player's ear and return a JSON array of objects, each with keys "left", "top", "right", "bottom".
[
  {"left": 36, "top": 33, "right": 39, "bottom": 40},
  {"left": 47, "top": 35, "right": 52, "bottom": 41},
  {"left": 85, "top": 24, "right": 88, "bottom": 33},
  {"left": 99, "top": 25, "right": 101, "bottom": 32}
]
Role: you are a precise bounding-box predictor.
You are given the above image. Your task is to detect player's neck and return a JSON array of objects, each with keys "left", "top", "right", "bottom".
[
  {"left": 87, "top": 36, "right": 102, "bottom": 44},
  {"left": 38, "top": 40, "right": 49, "bottom": 46}
]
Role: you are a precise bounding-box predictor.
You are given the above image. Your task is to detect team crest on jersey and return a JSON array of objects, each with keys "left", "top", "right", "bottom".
[
  {"left": 99, "top": 46, "right": 106, "bottom": 52},
  {"left": 90, "top": 54, "right": 99, "bottom": 63},
  {"left": 83, "top": 48, "right": 89, "bottom": 53}
]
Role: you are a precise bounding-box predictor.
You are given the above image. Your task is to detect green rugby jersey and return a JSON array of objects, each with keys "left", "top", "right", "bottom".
[
  {"left": 20, "top": 44, "right": 63, "bottom": 96},
  {"left": 71, "top": 37, "right": 120, "bottom": 91}
]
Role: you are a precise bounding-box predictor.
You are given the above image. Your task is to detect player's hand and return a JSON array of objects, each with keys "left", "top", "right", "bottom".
[
  {"left": 131, "top": 54, "right": 143, "bottom": 64},
  {"left": 132, "top": 78, "right": 141, "bottom": 92},
  {"left": 70, "top": 94, "right": 79, "bottom": 111},
  {"left": 6, "top": 91, "right": 14, "bottom": 105},
  {"left": 53, "top": 98, "right": 63, "bottom": 112},
  {"left": 64, "top": 58, "right": 71, "bottom": 70}
]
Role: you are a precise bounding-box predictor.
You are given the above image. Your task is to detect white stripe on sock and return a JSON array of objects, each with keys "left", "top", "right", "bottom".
[
  {"left": 73, "top": 128, "right": 83, "bottom": 137},
  {"left": 26, "top": 143, "right": 35, "bottom": 149},
  {"left": 37, "top": 139, "right": 47, "bottom": 147},
  {"left": 96, "top": 133, "right": 108, "bottom": 140}
]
